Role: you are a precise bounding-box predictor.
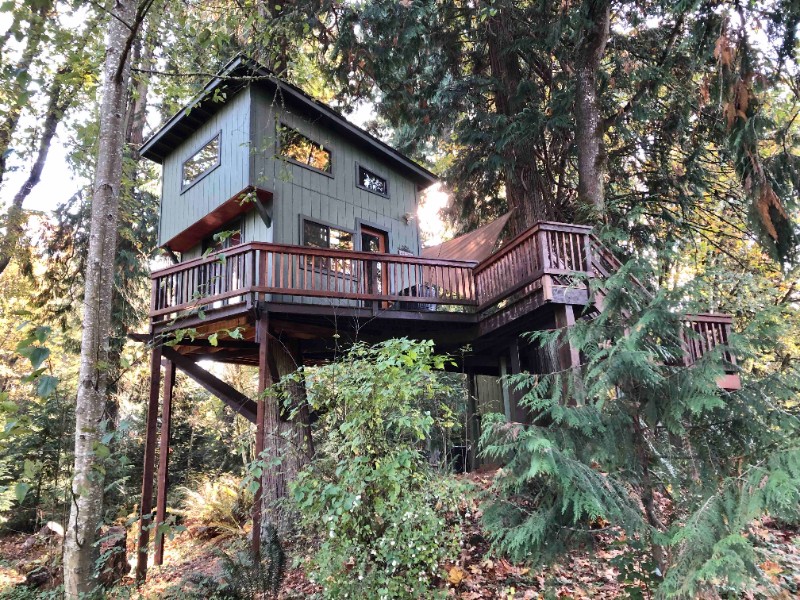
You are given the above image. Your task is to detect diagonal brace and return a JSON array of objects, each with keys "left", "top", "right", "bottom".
[{"left": 161, "top": 346, "right": 258, "bottom": 423}]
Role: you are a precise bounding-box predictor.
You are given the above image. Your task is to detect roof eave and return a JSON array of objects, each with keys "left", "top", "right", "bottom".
[{"left": 138, "top": 56, "right": 438, "bottom": 188}]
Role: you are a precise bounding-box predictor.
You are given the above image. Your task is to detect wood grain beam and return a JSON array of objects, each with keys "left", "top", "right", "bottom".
[{"left": 161, "top": 346, "right": 257, "bottom": 423}]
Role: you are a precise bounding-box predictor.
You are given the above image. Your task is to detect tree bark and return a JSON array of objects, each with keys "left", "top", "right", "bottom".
[
  {"left": 486, "top": 4, "right": 545, "bottom": 234},
  {"left": 574, "top": 0, "right": 610, "bottom": 219},
  {"left": 0, "top": 71, "right": 68, "bottom": 275},
  {"left": 259, "top": 336, "right": 312, "bottom": 541},
  {"left": 62, "top": 0, "right": 140, "bottom": 596},
  {"left": 0, "top": 1, "right": 53, "bottom": 187}
]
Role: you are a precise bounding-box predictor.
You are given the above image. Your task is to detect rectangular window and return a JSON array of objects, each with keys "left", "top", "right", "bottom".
[
  {"left": 279, "top": 125, "right": 332, "bottom": 174},
  {"left": 356, "top": 164, "right": 388, "bottom": 196},
  {"left": 303, "top": 219, "right": 353, "bottom": 273},
  {"left": 182, "top": 133, "right": 220, "bottom": 189}
]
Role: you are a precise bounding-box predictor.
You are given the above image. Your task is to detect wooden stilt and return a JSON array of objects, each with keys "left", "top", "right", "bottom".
[
  {"left": 252, "top": 311, "right": 270, "bottom": 556},
  {"left": 553, "top": 304, "right": 581, "bottom": 405},
  {"left": 136, "top": 346, "right": 162, "bottom": 583},
  {"left": 553, "top": 304, "right": 581, "bottom": 371},
  {"left": 465, "top": 371, "right": 480, "bottom": 471},
  {"left": 508, "top": 339, "right": 527, "bottom": 423},
  {"left": 153, "top": 359, "right": 175, "bottom": 566},
  {"left": 499, "top": 356, "right": 512, "bottom": 422}
]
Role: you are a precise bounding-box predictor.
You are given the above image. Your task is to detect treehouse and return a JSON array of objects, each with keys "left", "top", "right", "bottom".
[{"left": 132, "top": 56, "right": 739, "bottom": 578}]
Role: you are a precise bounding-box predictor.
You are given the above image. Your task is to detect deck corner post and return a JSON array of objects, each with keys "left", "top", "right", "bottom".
[
  {"left": 153, "top": 359, "right": 176, "bottom": 566},
  {"left": 136, "top": 345, "right": 162, "bottom": 583},
  {"left": 252, "top": 311, "right": 269, "bottom": 557},
  {"left": 536, "top": 227, "right": 550, "bottom": 272},
  {"left": 465, "top": 371, "right": 480, "bottom": 471},
  {"left": 583, "top": 232, "right": 594, "bottom": 276}
]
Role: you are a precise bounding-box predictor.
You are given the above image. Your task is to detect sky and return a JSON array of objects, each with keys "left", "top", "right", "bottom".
[
  {"left": 0, "top": 5, "right": 449, "bottom": 248},
  {"left": 0, "top": 86, "right": 449, "bottom": 246}
]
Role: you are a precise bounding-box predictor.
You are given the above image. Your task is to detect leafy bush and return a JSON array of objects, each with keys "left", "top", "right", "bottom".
[
  {"left": 287, "top": 339, "right": 464, "bottom": 599},
  {"left": 176, "top": 473, "right": 253, "bottom": 538}
]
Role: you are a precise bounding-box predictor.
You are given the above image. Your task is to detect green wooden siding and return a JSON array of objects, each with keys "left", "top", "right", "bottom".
[
  {"left": 160, "top": 84, "right": 423, "bottom": 265},
  {"left": 249, "top": 86, "right": 421, "bottom": 255},
  {"left": 158, "top": 88, "right": 254, "bottom": 248}
]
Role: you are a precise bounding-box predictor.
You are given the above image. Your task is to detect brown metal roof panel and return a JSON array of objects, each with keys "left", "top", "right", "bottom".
[{"left": 421, "top": 212, "right": 512, "bottom": 263}]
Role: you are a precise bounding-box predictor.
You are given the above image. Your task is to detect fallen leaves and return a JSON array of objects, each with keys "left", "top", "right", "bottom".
[{"left": 448, "top": 565, "right": 467, "bottom": 586}]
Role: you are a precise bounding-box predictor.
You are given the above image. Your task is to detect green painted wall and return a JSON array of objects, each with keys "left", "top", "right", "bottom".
[{"left": 157, "top": 84, "right": 422, "bottom": 262}]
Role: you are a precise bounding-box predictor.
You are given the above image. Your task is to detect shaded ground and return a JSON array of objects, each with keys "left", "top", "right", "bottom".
[{"left": 1, "top": 473, "right": 799, "bottom": 598}]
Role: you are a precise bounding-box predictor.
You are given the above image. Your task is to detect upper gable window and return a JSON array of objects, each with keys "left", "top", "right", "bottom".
[
  {"left": 279, "top": 125, "right": 332, "bottom": 174},
  {"left": 182, "top": 133, "right": 221, "bottom": 190},
  {"left": 356, "top": 164, "right": 388, "bottom": 197}
]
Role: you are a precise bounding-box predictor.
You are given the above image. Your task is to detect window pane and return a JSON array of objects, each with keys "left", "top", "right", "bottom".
[
  {"left": 280, "top": 125, "right": 331, "bottom": 173},
  {"left": 358, "top": 165, "right": 387, "bottom": 195},
  {"left": 329, "top": 228, "right": 353, "bottom": 252},
  {"left": 303, "top": 220, "right": 328, "bottom": 249},
  {"left": 303, "top": 220, "right": 353, "bottom": 274},
  {"left": 203, "top": 222, "right": 242, "bottom": 253},
  {"left": 183, "top": 134, "right": 220, "bottom": 188}
]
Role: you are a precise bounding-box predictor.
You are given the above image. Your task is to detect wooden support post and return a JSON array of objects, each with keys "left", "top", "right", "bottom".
[
  {"left": 508, "top": 339, "right": 528, "bottom": 423},
  {"left": 136, "top": 346, "right": 162, "bottom": 583},
  {"left": 554, "top": 304, "right": 582, "bottom": 405},
  {"left": 499, "top": 356, "right": 512, "bottom": 422},
  {"left": 252, "top": 311, "right": 270, "bottom": 557},
  {"left": 553, "top": 304, "right": 581, "bottom": 371},
  {"left": 153, "top": 359, "right": 175, "bottom": 566},
  {"left": 465, "top": 371, "right": 480, "bottom": 471}
]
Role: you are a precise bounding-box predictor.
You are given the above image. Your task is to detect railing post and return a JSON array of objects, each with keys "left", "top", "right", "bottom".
[
  {"left": 536, "top": 227, "right": 550, "bottom": 273},
  {"left": 582, "top": 230, "right": 593, "bottom": 276}
]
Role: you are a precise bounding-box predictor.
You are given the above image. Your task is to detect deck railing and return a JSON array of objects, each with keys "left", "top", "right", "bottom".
[
  {"left": 682, "top": 314, "right": 736, "bottom": 370},
  {"left": 149, "top": 222, "right": 736, "bottom": 371},
  {"left": 150, "top": 242, "right": 478, "bottom": 318},
  {"left": 473, "top": 223, "right": 592, "bottom": 310}
]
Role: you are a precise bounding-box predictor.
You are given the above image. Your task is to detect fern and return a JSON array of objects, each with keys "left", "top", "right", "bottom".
[{"left": 214, "top": 530, "right": 286, "bottom": 599}]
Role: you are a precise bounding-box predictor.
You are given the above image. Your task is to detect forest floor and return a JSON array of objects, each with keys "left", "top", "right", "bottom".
[{"left": 1, "top": 472, "right": 799, "bottom": 598}]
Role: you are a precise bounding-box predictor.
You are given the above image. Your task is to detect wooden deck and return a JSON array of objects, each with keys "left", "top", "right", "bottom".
[{"left": 148, "top": 221, "right": 737, "bottom": 377}]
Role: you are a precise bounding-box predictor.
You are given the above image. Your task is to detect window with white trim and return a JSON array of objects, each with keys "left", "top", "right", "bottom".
[{"left": 182, "top": 133, "right": 220, "bottom": 189}]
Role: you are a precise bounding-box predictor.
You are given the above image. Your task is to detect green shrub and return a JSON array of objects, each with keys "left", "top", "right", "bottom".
[
  {"left": 287, "top": 339, "right": 464, "bottom": 599},
  {"left": 176, "top": 473, "right": 253, "bottom": 537}
]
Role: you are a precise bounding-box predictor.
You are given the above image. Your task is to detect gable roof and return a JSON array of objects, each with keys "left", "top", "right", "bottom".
[{"left": 139, "top": 55, "right": 438, "bottom": 188}]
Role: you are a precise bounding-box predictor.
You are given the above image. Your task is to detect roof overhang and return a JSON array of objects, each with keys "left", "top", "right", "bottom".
[
  {"left": 164, "top": 187, "right": 272, "bottom": 253},
  {"left": 140, "top": 56, "right": 439, "bottom": 189}
]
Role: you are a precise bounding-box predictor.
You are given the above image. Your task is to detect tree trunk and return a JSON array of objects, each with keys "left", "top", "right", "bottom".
[
  {"left": 0, "top": 71, "right": 68, "bottom": 275},
  {"left": 486, "top": 4, "right": 546, "bottom": 234},
  {"left": 0, "top": 1, "right": 53, "bottom": 187},
  {"left": 574, "top": 0, "right": 610, "bottom": 219},
  {"left": 259, "top": 338, "right": 312, "bottom": 540},
  {"left": 62, "top": 1, "right": 139, "bottom": 596},
  {"left": 631, "top": 409, "right": 669, "bottom": 577}
]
